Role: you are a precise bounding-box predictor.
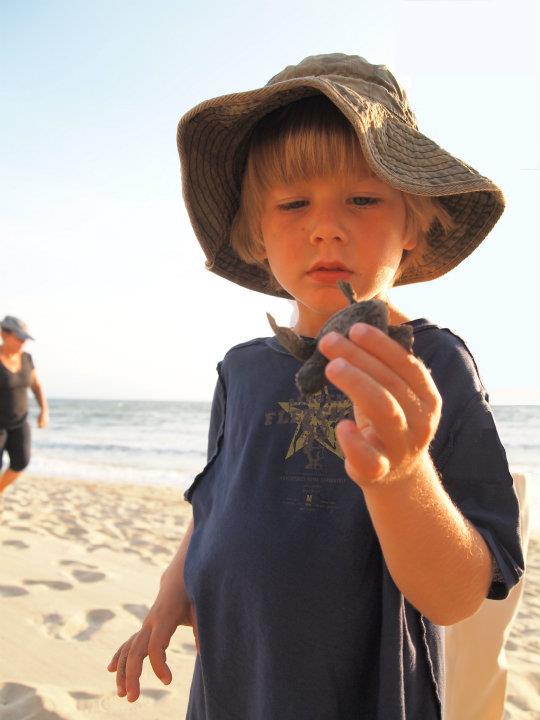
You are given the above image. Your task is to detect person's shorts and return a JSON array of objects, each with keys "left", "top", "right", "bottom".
[{"left": 0, "top": 421, "right": 31, "bottom": 472}]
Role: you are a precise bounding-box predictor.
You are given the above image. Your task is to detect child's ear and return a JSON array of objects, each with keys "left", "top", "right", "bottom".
[
  {"left": 403, "top": 231, "right": 418, "bottom": 251},
  {"left": 252, "top": 248, "right": 267, "bottom": 262}
]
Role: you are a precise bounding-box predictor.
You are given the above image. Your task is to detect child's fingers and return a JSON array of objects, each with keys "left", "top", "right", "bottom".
[
  {"left": 320, "top": 331, "right": 424, "bottom": 423},
  {"left": 107, "top": 637, "right": 137, "bottom": 697},
  {"left": 321, "top": 329, "right": 440, "bottom": 443},
  {"left": 347, "top": 323, "right": 440, "bottom": 408},
  {"left": 107, "top": 647, "right": 121, "bottom": 672},
  {"left": 148, "top": 631, "right": 173, "bottom": 685},
  {"left": 124, "top": 632, "right": 152, "bottom": 702},
  {"left": 325, "top": 358, "right": 408, "bottom": 456},
  {"left": 115, "top": 648, "right": 131, "bottom": 698},
  {"left": 124, "top": 659, "right": 144, "bottom": 702},
  {"left": 336, "top": 420, "right": 390, "bottom": 484},
  {"left": 109, "top": 626, "right": 173, "bottom": 702}
]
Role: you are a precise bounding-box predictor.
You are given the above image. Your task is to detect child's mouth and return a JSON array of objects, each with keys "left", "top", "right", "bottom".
[{"left": 307, "top": 264, "right": 353, "bottom": 283}]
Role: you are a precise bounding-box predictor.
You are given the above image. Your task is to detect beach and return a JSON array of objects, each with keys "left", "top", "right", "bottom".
[
  {"left": 1, "top": 474, "right": 539, "bottom": 719},
  {"left": 0, "top": 476, "right": 194, "bottom": 719}
]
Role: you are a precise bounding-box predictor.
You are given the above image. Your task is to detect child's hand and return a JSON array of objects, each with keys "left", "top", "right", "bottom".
[
  {"left": 107, "top": 599, "right": 198, "bottom": 702},
  {"left": 319, "top": 323, "right": 441, "bottom": 487}
]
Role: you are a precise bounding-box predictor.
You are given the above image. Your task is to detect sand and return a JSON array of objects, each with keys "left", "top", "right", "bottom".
[
  {"left": 504, "top": 533, "right": 540, "bottom": 719},
  {"left": 1, "top": 475, "right": 538, "bottom": 719}
]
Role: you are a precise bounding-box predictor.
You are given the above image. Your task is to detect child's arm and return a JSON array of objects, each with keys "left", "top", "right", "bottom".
[
  {"left": 107, "top": 517, "right": 196, "bottom": 702},
  {"left": 320, "top": 325, "right": 492, "bottom": 626},
  {"left": 360, "top": 455, "right": 491, "bottom": 625}
]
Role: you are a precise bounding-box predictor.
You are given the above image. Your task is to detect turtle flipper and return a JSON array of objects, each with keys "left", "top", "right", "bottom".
[
  {"left": 266, "top": 313, "right": 313, "bottom": 362},
  {"left": 337, "top": 280, "right": 357, "bottom": 305},
  {"left": 388, "top": 324, "right": 414, "bottom": 352}
]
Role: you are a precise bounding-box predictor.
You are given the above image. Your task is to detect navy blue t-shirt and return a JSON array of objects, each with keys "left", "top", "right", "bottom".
[{"left": 183, "top": 320, "right": 524, "bottom": 720}]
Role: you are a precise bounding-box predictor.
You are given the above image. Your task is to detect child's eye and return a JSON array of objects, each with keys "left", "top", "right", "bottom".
[
  {"left": 278, "top": 200, "right": 308, "bottom": 211},
  {"left": 350, "top": 196, "right": 380, "bottom": 207}
]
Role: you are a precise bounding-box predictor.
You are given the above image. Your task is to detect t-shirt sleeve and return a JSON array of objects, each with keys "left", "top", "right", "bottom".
[
  {"left": 421, "top": 329, "right": 525, "bottom": 600},
  {"left": 438, "top": 393, "right": 524, "bottom": 599},
  {"left": 184, "top": 362, "right": 226, "bottom": 503},
  {"left": 206, "top": 362, "right": 226, "bottom": 462}
]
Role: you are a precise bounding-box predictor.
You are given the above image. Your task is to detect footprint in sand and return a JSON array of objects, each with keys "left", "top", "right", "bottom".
[
  {"left": 72, "top": 569, "right": 106, "bottom": 583},
  {"left": 73, "top": 608, "right": 115, "bottom": 641},
  {"left": 86, "top": 542, "right": 113, "bottom": 553},
  {"left": 2, "top": 539, "right": 29, "bottom": 549},
  {"left": 131, "top": 537, "right": 149, "bottom": 548},
  {"left": 36, "top": 612, "right": 65, "bottom": 640},
  {"left": 181, "top": 642, "right": 197, "bottom": 655},
  {"left": 0, "top": 584, "right": 29, "bottom": 597},
  {"left": 23, "top": 579, "right": 73, "bottom": 591},
  {"left": 58, "top": 559, "right": 105, "bottom": 582},
  {"left": 123, "top": 603, "right": 150, "bottom": 622},
  {"left": 69, "top": 690, "right": 102, "bottom": 704},
  {"left": 141, "top": 688, "right": 170, "bottom": 700},
  {"left": 64, "top": 526, "right": 88, "bottom": 538},
  {"left": 59, "top": 559, "right": 98, "bottom": 569},
  {"left": 69, "top": 691, "right": 100, "bottom": 701},
  {"left": 35, "top": 609, "right": 114, "bottom": 642},
  {"left": 0, "top": 682, "right": 68, "bottom": 719}
]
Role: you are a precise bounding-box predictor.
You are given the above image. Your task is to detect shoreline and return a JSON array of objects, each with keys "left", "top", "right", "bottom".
[{"left": 1, "top": 475, "right": 539, "bottom": 719}]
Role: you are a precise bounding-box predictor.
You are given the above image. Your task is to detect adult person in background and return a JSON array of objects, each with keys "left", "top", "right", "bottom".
[{"left": 0, "top": 316, "right": 49, "bottom": 493}]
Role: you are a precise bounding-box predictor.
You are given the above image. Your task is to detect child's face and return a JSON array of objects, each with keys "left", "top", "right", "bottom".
[{"left": 259, "top": 172, "right": 416, "bottom": 336}]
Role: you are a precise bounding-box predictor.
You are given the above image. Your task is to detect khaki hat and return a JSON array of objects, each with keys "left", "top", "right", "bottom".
[
  {"left": 177, "top": 53, "right": 504, "bottom": 298},
  {"left": 0, "top": 316, "right": 34, "bottom": 341}
]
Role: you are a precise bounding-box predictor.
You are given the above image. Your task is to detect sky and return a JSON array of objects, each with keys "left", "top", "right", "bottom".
[{"left": 1, "top": 0, "right": 539, "bottom": 403}]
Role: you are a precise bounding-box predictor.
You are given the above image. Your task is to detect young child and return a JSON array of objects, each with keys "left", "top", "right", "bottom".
[{"left": 108, "top": 54, "right": 524, "bottom": 719}]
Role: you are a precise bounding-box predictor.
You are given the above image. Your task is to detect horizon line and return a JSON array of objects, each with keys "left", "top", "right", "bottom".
[{"left": 33, "top": 396, "right": 540, "bottom": 407}]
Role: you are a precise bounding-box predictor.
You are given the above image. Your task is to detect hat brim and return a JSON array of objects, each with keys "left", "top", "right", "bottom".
[
  {"left": 1, "top": 326, "right": 34, "bottom": 341},
  {"left": 177, "top": 78, "right": 504, "bottom": 297}
]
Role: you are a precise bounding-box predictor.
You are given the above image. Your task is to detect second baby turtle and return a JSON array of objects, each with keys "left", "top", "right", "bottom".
[{"left": 267, "top": 281, "right": 414, "bottom": 396}]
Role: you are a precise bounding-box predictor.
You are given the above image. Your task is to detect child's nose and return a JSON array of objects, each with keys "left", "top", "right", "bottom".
[
  {"left": 308, "top": 216, "right": 349, "bottom": 246},
  {"left": 307, "top": 201, "right": 350, "bottom": 245}
]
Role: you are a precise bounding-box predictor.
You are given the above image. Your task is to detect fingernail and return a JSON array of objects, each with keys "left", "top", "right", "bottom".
[
  {"left": 322, "top": 331, "right": 340, "bottom": 346},
  {"left": 327, "top": 358, "right": 347, "bottom": 373},
  {"left": 351, "top": 323, "right": 368, "bottom": 335}
]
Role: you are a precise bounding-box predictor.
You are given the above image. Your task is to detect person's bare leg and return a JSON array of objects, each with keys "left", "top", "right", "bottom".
[{"left": 0, "top": 469, "right": 22, "bottom": 493}]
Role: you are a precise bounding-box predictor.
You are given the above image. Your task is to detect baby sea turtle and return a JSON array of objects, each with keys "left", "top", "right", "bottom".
[{"left": 267, "top": 281, "right": 414, "bottom": 396}]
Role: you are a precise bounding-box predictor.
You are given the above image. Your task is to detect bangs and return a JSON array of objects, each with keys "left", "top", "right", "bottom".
[{"left": 246, "top": 96, "right": 372, "bottom": 192}]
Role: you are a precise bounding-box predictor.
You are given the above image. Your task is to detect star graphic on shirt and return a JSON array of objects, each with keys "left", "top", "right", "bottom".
[{"left": 278, "top": 387, "right": 352, "bottom": 461}]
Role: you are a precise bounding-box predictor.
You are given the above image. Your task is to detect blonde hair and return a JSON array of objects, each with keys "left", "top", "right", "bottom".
[{"left": 230, "top": 95, "right": 453, "bottom": 287}]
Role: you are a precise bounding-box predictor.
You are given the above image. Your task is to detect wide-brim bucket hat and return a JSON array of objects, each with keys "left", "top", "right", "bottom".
[{"left": 177, "top": 53, "right": 504, "bottom": 298}]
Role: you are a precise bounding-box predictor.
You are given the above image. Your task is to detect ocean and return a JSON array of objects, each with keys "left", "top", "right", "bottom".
[{"left": 23, "top": 399, "right": 540, "bottom": 527}]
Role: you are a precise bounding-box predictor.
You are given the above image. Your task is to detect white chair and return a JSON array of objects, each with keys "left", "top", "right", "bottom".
[{"left": 443, "top": 472, "right": 530, "bottom": 720}]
